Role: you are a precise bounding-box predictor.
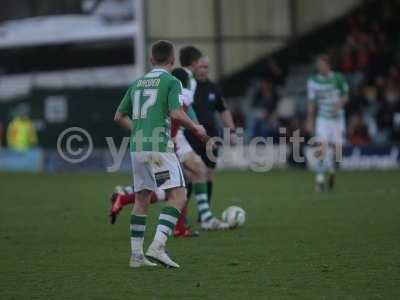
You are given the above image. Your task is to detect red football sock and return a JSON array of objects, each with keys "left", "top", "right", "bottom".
[
  {"left": 150, "top": 192, "right": 158, "bottom": 203},
  {"left": 120, "top": 191, "right": 158, "bottom": 207},
  {"left": 175, "top": 206, "right": 187, "bottom": 232},
  {"left": 120, "top": 193, "right": 135, "bottom": 206}
]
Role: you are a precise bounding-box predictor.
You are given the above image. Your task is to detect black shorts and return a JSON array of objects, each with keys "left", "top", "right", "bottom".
[{"left": 184, "top": 131, "right": 219, "bottom": 169}]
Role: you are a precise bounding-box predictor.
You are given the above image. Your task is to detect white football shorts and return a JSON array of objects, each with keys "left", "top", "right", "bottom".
[
  {"left": 315, "top": 118, "right": 345, "bottom": 145},
  {"left": 131, "top": 151, "right": 185, "bottom": 192},
  {"left": 174, "top": 129, "right": 194, "bottom": 162}
]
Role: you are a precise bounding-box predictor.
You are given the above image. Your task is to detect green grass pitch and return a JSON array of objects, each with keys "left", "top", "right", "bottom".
[{"left": 1, "top": 170, "right": 400, "bottom": 299}]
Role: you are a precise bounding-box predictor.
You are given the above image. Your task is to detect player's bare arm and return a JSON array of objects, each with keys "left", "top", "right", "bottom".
[
  {"left": 170, "top": 108, "right": 208, "bottom": 141},
  {"left": 221, "top": 110, "right": 235, "bottom": 132},
  {"left": 220, "top": 110, "right": 237, "bottom": 145},
  {"left": 306, "top": 102, "right": 316, "bottom": 134},
  {"left": 114, "top": 111, "right": 132, "bottom": 132},
  {"left": 333, "top": 96, "right": 348, "bottom": 115}
]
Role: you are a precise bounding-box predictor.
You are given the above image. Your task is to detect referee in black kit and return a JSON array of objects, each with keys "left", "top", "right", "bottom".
[{"left": 185, "top": 56, "right": 237, "bottom": 204}]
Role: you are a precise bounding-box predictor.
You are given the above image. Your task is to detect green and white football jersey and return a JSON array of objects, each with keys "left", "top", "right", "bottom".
[
  {"left": 117, "top": 68, "right": 182, "bottom": 153},
  {"left": 307, "top": 72, "right": 349, "bottom": 119},
  {"left": 182, "top": 68, "right": 199, "bottom": 122},
  {"left": 183, "top": 67, "right": 196, "bottom": 103}
]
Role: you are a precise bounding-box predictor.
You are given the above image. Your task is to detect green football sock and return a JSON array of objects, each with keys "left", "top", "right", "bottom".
[
  {"left": 154, "top": 206, "right": 180, "bottom": 245},
  {"left": 194, "top": 182, "right": 213, "bottom": 222},
  {"left": 130, "top": 214, "right": 147, "bottom": 254}
]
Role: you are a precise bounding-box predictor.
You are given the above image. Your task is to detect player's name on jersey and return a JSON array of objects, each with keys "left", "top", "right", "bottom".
[{"left": 137, "top": 78, "right": 160, "bottom": 88}]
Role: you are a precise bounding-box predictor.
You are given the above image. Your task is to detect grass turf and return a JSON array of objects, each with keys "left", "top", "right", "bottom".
[{"left": 1, "top": 170, "right": 400, "bottom": 299}]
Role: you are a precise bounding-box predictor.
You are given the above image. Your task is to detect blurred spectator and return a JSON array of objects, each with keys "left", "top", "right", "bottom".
[
  {"left": 231, "top": 105, "right": 246, "bottom": 130},
  {"left": 7, "top": 106, "right": 37, "bottom": 152},
  {"left": 348, "top": 114, "right": 371, "bottom": 145},
  {"left": 260, "top": 60, "right": 285, "bottom": 87},
  {"left": 252, "top": 79, "right": 278, "bottom": 113},
  {"left": 387, "top": 64, "right": 400, "bottom": 85},
  {"left": 248, "top": 78, "right": 280, "bottom": 139},
  {"left": 341, "top": 45, "right": 357, "bottom": 73},
  {"left": 346, "top": 25, "right": 369, "bottom": 47},
  {"left": 374, "top": 78, "right": 399, "bottom": 140},
  {"left": 347, "top": 86, "right": 368, "bottom": 116}
]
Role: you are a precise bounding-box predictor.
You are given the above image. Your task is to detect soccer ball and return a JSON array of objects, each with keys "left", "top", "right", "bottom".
[{"left": 222, "top": 206, "right": 246, "bottom": 228}]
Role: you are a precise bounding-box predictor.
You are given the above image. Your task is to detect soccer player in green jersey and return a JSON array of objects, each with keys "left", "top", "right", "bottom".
[
  {"left": 306, "top": 54, "right": 349, "bottom": 192},
  {"left": 114, "top": 40, "right": 208, "bottom": 268}
]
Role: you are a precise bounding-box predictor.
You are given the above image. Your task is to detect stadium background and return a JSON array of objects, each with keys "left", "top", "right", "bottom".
[{"left": 1, "top": 0, "right": 399, "bottom": 172}]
